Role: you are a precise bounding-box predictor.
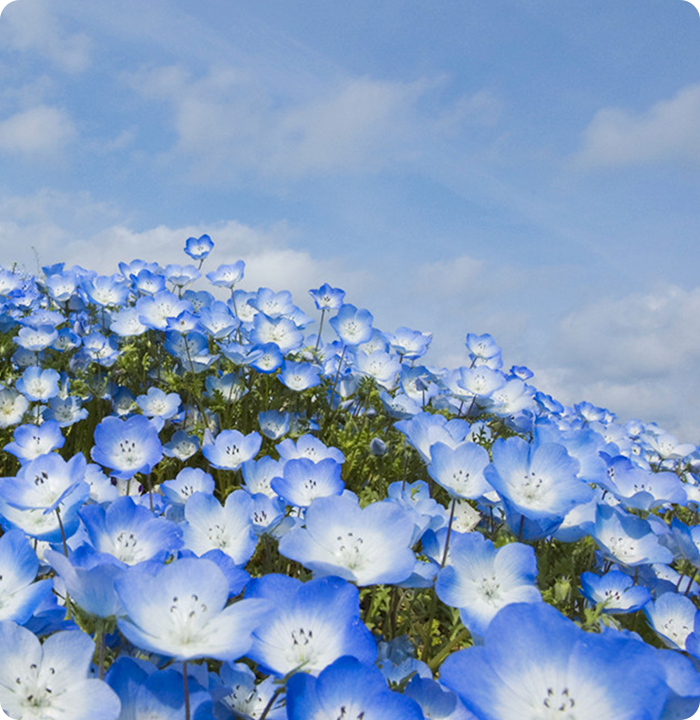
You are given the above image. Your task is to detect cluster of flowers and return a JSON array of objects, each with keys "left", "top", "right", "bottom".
[{"left": 0, "top": 233, "right": 699, "bottom": 719}]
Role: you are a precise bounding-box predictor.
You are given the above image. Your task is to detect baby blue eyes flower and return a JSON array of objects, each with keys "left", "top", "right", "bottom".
[
  {"left": 0, "top": 621, "right": 121, "bottom": 720},
  {"left": 15, "top": 366, "right": 60, "bottom": 403},
  {"left": 278, "top": 494, "right": 416, "bottom": 586},
  {"left": 184, "top": 233, "right": 215, "bottom": 261},
  {"left": 206, "top": 260, "right": 245, "bottom": 288},
  {"left": 202, "top": 428, "right": 262, "bottom": 471},
  {"left": 115, "top": 556, "right": 271, "bottom": 662},
  {"left": 309, "top": 283, "right": 345, "bottom": 311},
  {"left": 5, "top": 421, "right": 65, "bottom": 463},
  {"left": 91, "top": 415, "right": 163, "bottom": 480},
  {"left": 440, "top": 602, "right": 669, "bottom": 720},
  {"left": 271, "top": 457, "right": 345, "bottom": 507},
  {"left": 0, "top": 529, "right": 53, "bottom": 624},
  {"left": 182, "top": 490, "right": 257, "bottom": 564},
  {"left": 245, "top": 574, "right": 377, "bottom": 677},
  {"left": 579, "top": 570, "right": 651, "bottom": 614},
  {"left": 436, "top": 531, "right": 541, "bottom": 636},
  {"left": 286, "top": 656, "right": 424, "bottom": 720},
  {"left": 329, "top": 303, "right": 374, "bottom": 346}
]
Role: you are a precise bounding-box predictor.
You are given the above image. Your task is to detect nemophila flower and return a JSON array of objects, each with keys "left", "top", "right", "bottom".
[
  {"left": 242, "top": 456, "right": 284, "bottom": 497},
  {"left": 15, "top": 324, "right": 59, "bottom": 351},
  {"left": 115, "top": 556, "right": 271, "bottom": 661},
  {"left": 91, "top": 415, "right": 163, "bottom": 480},
  {"left": 379, "top": 390, "right": 422, "bottom": 419},
  {"left": 600, "top": 456, "right": 686, "bottom": 511},
  {"left": 278, "top": 360, "right": 321, "bottom": 391},
  {"left": 271, "top": 457, "right": 345, "bottom": 507},
  {"left": 206, "top": 260, "right": 245, "bottom": 288},
  {"left": 277, "top": 434, "right": 345, "bottom": 464},
  {"left": 202, "top": 428, "right": 262, "bottom": 470},
  {"left": 0, "top": 529, "right": 53, "bottom": 624},
  {"left": 484, "top": 436, "right": 590, "bottom": 540},
  {"left": 80, "top": 496, "right": 183, "bottom": 566},
  {"left": 44, "top": 545, "right": 126, "bottom": 619},
  {"left": 385, "top": 480, "right": 446, "bottom": 544},
  {"left": 644, "top": 592, "right": 700, "bottom": 656},
  {"left": 5, "top": 420, "right": 65, "bottom": 463},
  {"left": 428, "top": 441, "right": 492, "bottom": 500},
  {"left": 436, "top": 531, "right": 541, "bottom": 636},
  {"left": 137, "top": 290, "right": 192, "bottom": 331},
  {"left": 108, "top": 660, "right": 214, "bottom": 720},
  {"left": 465, "top": 332, "right": 501, "bottom": 363},
  {"left": 258, "top": 409, "right": 290, "bottom": 440},
  {"left": 44, "top": 394, "right": 88, "bottom": 428},
  {"left": 642, "top": 431, "right": 696, "bottom": 462},
  {"left": 246, "top": 574, "right": 376, "bottom": 677},
  {"left": 184, "top": 233, "right": 214, "bottom": 261},
  {"left": 204, "top": 371, "right": 247, "bottom": 403},
  {"left": 0, "top": 621, "right": 121, "bottom": 720},
  {"left": 198, "top": 300, "right": 239, "bottom": 339},
  {"left": 129, "top": 267, "right": 166, "bottom": 295},
  {"left": 161, "top": 467, "right": 215, "bottom": 506},
  {"left": 591, "top": 505, "right": 674, "bottom": 568},
  {"left": 441, "top": 602, "right": 669, "bottom": 720},
  {"left": 404, "top": 676, "right": 475, "bottom": 720},
  {"left": 165, "top": 309, "right": 201, "bottom": 334},
  {"left": 457, "top": 366, "right": 506, "bottom": 402},
  {"left": 15, "top": 366, "right": 60, "bottom": 403},
  {"left": 250, "top": 314, "right": 303, "bottom": 354},
  {"left": 0, "top": 452, "right": 89, "bottom": 516},
  {"left": 165, "top": 330, "right": 219, "bottom": 372},
  {"left": 163, "top": 429, "right": 200, "bottom": 460},
  {"left": 286, "top": 656, "right": 424, "bottom": 720},
  {"left": 385, "top": 326, "right": 432, "bottom": 361},
  {"left": 329, "top": 303, "right": 374, "bottom": 346},
  {"left": 214, "top": 662, "right": 286, "bottom": 720},
  {"left": 354, "top": 349, "right": 401, "bottom": 390},
  {"left": 249, "top": 287, "right": 294, "bottom": 318},
  {"left": 164, "top": 263, "right": 201, "bottom": 288},
  {"left": 135, "top": 387, "right": 181, "bottom": 420},
  {"left": 182, "top": 490, "right": 257, "bottom": 564},
  {"left": 278, "top": 493, "right": 416, "bottom": 586},
  {"left": 250, "top": 493, "right": 287, "bottom": 536},
  {"left": 395, "top": 412, "right": 472, "bottom": 462},
  {"left": 579, "top": 570, "right": 651, "bottom": 614},
  {"left": 109, "top": 307, "right": 148, "bottom": 337},
  {"left": 309, "top": 283, "right": 345, "bottom": 311},
  {"left": 80, "top": 331, "right": 119, "bottom": 366}
]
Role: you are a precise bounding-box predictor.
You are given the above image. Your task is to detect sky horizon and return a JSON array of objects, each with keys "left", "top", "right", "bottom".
[{"left": 1, "top": 0, "right": 700, "bottom": 440}]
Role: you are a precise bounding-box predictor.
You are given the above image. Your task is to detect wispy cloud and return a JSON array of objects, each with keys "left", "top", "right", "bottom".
[
  {"left": 574, "top": 83, "right": 700, "bottom": 168},
  {"left": 124, "top": 64, "right": 446, "bottom": 182},
  {"left": 1, "top": 0, "right": 92, "bottom": 73},
  {"left": 0, "top": 105, "right": 76, "bottom": 157}
]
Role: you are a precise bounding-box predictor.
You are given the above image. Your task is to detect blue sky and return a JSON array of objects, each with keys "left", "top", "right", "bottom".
[{"left": 1, "top": 0, "right": 699, "bottom": 438}]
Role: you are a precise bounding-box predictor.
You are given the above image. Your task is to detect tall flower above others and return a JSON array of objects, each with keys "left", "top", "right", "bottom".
[{"left": 329, "top": 304, "right": 374, "bottom": 346}]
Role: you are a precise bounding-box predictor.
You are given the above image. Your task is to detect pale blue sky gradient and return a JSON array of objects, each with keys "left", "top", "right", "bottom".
[{"left": 1, "top": 0, "right": 699, "bottom": 438}]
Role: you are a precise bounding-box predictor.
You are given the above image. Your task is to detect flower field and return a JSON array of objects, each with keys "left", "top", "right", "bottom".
[{"left": 0, "top": 234, "right": 699, "bottom": 719}]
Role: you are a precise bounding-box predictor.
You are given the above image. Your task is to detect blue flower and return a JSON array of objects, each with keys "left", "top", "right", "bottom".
[
  {"left": 286, "top": 656, "right": 424, "bottom": 720},
  {"left": 16, "top": 366, "right": 60, "bottom": 403},
  {"left": 440, "top": 602, "right": 669, "bottom": 720},
  {"left": 115, "top": 556, "right": 271, "bottom": 661},
  {"left": 329, "top": 304, "right": 374, "bottom": 346},
  {"left": 436, "top": 531, "right": 541, "bottom": 636},
  {"left": 580, "top": 570, "right": 651, "bottom": 614},
  {"left": 4, "top": 421, "right": 65, "bottom": 463},
  {"left": 245, "top": 574, "right": 377, "bottom": 676},
  {"left": 278, "top": 493, "right": 416, "bottom": 586},
  {"left": 184, "top": 233, "right": 214, "bottom": 261},
  {"left": 271, "top": 457, "right": 345, "bottom": 507},
  {"left": 202, "top": 428, "right": 262, "bottom": 471},
  {"left": 0, "top": 621, "right": 121, "bottom": 720},
  {"left": 91, "top": 415, "right": 163, "bottom": 480}
]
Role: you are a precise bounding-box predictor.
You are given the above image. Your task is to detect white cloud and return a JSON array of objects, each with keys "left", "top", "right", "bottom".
[
  {"left": 575, "top": 83, "right": 700, "bottom": 168},
  {"left": 1, "top": 0, "right": 91, "bottom": 73},
  {"left": 0, "top": 105, "right": 76, "bottom": 157},
  {"left": 537, "top": 285, "right": 700, "bottom": 440},
  {"left": 124, "top": 64, "right": 485, "bottom": 182}
]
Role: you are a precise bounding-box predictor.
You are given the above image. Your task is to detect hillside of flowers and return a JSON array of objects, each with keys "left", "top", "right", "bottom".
[{"left": 1, "top": 233, "right": 700, "bottom": 720}]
